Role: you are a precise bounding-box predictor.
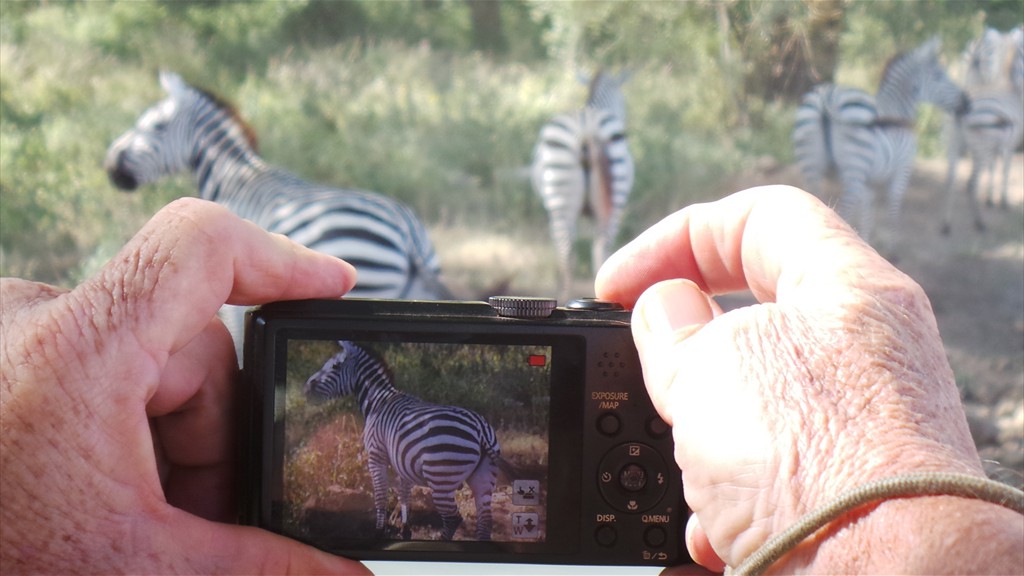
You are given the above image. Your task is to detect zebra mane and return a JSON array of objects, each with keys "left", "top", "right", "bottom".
[
  {"left": 878, "top": 49, "right": 912, "bottom": 88},
  {"left": 192, "top": 85, "right": 260, "bottom": 154},
  {"left": 344, "top": 342, "right": 398, "bottom": 389}
]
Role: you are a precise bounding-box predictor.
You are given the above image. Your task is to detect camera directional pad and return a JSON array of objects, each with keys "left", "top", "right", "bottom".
[{"left": 597, "top": 442, "right": 670, "bottom": 513}]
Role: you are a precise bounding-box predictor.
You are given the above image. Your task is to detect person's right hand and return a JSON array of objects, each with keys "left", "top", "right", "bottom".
[{"left": 596, "top": 186, "right": 1020, "bottom": 573}]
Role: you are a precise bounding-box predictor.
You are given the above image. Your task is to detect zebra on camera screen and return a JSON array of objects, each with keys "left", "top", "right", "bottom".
[
  {"left": 104, "top": 72, "right": 452, "bottom": 350},
  {"left": 941, "top": 26, "right": 1024, "bottom": 233},
  {"left": 531, "top": 70, "right": 634, "bottom": 301},
  {"left": 296, "top": 340, "right": 549, "bottom": 543},
  {"left": 792, "top": 37, "right": 968, "bottom": 254}
]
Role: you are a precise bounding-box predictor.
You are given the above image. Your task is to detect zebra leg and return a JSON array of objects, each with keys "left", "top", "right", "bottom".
[
  {"left": 367, "top": 455, "right": 391, "bottom": 536},
  {"left": 548, "top": 212, "right": 579, "bottom": 303},
  {"left": 398, "top": 480, "right": 412, "bottom": 540},
  {"left": 465, "top": 459, "right": 499, "bottom": 540},
  {"left": 592, "top": 208, "right": 624, "bottom": 277},
  {"left": 836, "top": 174, "right": 873, "bottom": 242},
  {"left": 941, "top": 117, "right": 964, "bottom": 235},
  {"left": 883, "top": 170, "right": 913, "bottom": 258},
  {"left": 998, "top": 143, "right": 1013, "bottom": 210},
  {"left": 427, "top": 488, "right": 463, "bottom": 540},
  {"left": 984, "top": 153, "right": 998, "bottom": 208},
  {"left": 966, "top": 159, "right": 987, "bottom": 232}
]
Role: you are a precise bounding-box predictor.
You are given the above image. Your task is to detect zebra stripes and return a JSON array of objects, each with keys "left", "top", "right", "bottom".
[
  {"left": 582, "top": 69, "right": 630, "bottom": 128},
  {"left": 104, "top": 72, "right": 451, "bottom": 349},
  {"left": 793, "top": 37, "right": 968, "bottom": 253},
  {"left": 531, "top": 70, "right": 634, "bottom": 300},
  {"left": 304, "top": 341, "right": 507, "bottom": 541},
  {"left": 942, "top": 26, "right": 1024, "bottom": 233}
]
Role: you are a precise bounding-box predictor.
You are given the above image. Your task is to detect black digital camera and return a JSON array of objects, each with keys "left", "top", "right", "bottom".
[{"left": 240, "top": 297, "right": 688, "bottom": 567}]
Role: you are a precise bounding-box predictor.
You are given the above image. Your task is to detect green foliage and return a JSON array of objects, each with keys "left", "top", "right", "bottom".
[
  {"left": 2, "top": 0, "right": 1019, "bottom": 287},
  {"left": 286, "top": 340, "right": 551, "bottom": 439}
]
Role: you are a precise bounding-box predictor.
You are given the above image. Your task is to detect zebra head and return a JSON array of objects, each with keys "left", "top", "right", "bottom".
[
  {"left": 303, "top": 341, "right": 364, "bottom": 403},
  {"left": 104, "top": 71, "right": 201, "bottom": 191},
  {"left": 908, "top": 37, "right": 970, "bottom": 116}
]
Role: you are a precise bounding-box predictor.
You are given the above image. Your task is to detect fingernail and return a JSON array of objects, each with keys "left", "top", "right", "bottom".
[{"left": 636, "top": 279, "right": 715, "bottom": 336}]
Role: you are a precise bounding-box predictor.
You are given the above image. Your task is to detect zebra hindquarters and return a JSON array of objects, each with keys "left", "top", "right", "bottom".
[
  {"left": 531, "top": 120, "right": 586, "bottom": 301},
  {"left": 587, "top": 117, "right": 634, "bottom": 280},
  {"left": 792, "top": 85, "right": 834, "bottom": 200}
]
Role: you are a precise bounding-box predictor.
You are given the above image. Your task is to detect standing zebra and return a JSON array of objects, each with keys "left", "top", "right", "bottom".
[
  {"left": 942, "top": 26, "right": 1024, "bottom": 233},
  {"left": 105, "top": 72, "right": 452, "bottom": 350},
  {"left": 792, "top": 37, "right": 968, "bottom": 253},
  {"left": 531, "top": 70, "right": 634, "bottom": 300},
  {"left": 304, "top": 341, "right": 511, "bottom": 541}
]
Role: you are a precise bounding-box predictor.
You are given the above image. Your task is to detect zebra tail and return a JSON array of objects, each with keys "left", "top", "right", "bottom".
[
  {"left": 495, "top": 456, "right": 521, "bottom": 484},
  {"left": 822, "top": 105, "right": 836, "bottom": 175}
]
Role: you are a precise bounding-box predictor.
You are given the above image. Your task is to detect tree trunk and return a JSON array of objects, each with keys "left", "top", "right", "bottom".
[
  {"left": 805, "top": 0, "right": 845, "bottom": 85},
  {"left": 467, "top": 0, "right": 507, "bottom": 54}
]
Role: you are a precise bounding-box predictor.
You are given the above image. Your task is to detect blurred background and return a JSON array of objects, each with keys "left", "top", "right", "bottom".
[{"left": 1, "top": 0, "right": 1021, "bottom": 485}]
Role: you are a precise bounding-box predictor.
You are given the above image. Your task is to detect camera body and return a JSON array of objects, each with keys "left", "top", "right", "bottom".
[{"left": 241, "top": 297, "right": 688, "bottom": 567}]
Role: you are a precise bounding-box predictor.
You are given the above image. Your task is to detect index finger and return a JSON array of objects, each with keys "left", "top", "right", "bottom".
[
  {"left": 76, "top": 197, "right": 357, "bottom": 361},
  {"left": 595, "top": 186, "right": 903, "bottom": 308}
]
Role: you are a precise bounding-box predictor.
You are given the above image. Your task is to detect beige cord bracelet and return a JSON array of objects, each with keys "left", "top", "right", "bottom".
[{"left": 730, "top": 471, "right": 1024, "bottom": 575}]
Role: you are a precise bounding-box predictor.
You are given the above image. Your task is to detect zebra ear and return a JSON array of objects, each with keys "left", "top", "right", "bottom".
[{"left": 159, "top": 70, "right": 189, "bottom": 98}]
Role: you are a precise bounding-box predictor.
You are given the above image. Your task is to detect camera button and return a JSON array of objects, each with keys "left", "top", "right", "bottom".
[
  {"left": 645, "top": 416, "right": 671, "bottom": 439},
  {"left": 644, "top": 525, "right": 668, "bottom": 548},
  {"left": 619, "top": 463, "right": 647, "bottom": 492},
  {"left": 597, "top": 412, "right": 622, "bottom": 436},
  {"left": 595, "top": 524, "right": 618, "bottom": 548},
  {"left": 566, "top": 298, "right": 624, "bottom": 311}
]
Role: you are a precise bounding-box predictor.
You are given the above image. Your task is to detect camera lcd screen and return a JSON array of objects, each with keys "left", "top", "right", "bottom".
[{"left": 271, "top": 335, "right": 581, "bottom": 555}]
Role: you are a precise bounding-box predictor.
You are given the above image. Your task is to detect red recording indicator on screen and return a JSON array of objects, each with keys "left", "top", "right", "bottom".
[{"left": 528, "top": 354, "right": 548, "bottom": 367}]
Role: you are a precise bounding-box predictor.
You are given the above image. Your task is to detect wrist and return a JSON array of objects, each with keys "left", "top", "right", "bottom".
[{"left": 768, "top": 489, "right": 1024, "bottom": 574}]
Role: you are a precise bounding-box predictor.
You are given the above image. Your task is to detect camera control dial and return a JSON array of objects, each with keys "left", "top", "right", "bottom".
[{"left": 488, "top": 296, "right": 557, "bottom": 318}]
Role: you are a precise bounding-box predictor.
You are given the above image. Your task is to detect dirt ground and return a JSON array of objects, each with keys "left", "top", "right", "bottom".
[{"left": 721, "top": 154, "right": 1024, "bottom": 483}]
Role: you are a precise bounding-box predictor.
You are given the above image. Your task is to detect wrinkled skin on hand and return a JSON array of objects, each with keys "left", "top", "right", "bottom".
[
  {"left": 596, "top": 187, "right": 1010, "bottom": 573},
  {"left": 1, "top": 198, "right": 370, "bottom": 575}
]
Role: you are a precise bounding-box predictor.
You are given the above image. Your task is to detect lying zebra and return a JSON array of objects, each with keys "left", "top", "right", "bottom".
[{"left": 304, "top": 341, "right": 515, "bottom": 541}]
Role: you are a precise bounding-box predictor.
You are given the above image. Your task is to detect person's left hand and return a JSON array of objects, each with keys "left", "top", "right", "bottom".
[{"left": 1, "top": 198, "right": 372, "bottom": 574}]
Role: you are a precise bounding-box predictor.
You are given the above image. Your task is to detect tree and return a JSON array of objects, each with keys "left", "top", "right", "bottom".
[
  {"left": 467, "top": 0, "right": 507, "bottom": 53},
  {"left": 737, "top": 0, "right": 846, "bottom": 104}
]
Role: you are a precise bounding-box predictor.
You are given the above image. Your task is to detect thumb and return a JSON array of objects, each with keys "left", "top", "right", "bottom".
[
  {"left": 169, "top": 512, "right": 373, "bottom": 575},
  {"left": 630, "top": 279, "right": 717, "bottom": 424},
  {"left": 685, "top": 513, "right": 727, "bottom": 573}
]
